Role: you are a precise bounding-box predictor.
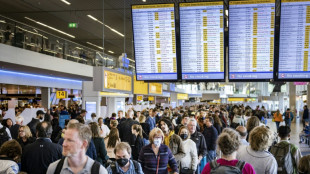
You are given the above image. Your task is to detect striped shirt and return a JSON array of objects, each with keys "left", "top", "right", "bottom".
[
  {"left": 138, "top": 144, "right": 178, "bottom": 174},
  {"left": 106, "top": 160, "right": 144, "bottom": 174}
]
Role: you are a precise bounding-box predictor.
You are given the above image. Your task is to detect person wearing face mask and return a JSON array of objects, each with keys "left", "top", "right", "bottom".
[
  {"left": 27, "top": 110, "right": 45, "bottom": 137},
  {"left": 138, "top": 128, "right": 179, "bottom": 174},
  {"left": 107, "top": 142, "right": 143, "bottom": 174},
  {"left": 178, "top": 126, "right": 198, "bottom": 174}
]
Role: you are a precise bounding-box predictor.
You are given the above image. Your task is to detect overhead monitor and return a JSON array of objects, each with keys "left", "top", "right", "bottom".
[
  {"left": 229, "top": 0, "right": 275, "bottom": 81},
  {"left": 132, "top": 4, "right": 178, "bottom": 81},
  {"left": 278, "top": 0, "right": 310, "bottom": 80},
  {"left": 180, "top": 1, "right": 225, "bottom": 81}
]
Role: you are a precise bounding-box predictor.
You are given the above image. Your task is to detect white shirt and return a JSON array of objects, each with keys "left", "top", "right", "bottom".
[
  {"left": 99, "top": 124, "right": 110, "bottom": 138},
  {"left": 179, "top": 139, "right": 198, "bottom": 170}
]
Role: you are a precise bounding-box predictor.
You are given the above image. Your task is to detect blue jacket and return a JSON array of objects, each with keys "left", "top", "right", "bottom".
[
  {"left": 283, "top": 111, "right": 294, "bottom": 121},
  {"left": 145, "top": 116, "right": 156, "bottom": 131}
]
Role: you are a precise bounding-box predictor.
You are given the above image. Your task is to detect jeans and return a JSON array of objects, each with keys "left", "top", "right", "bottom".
[
  {"left": 206, "top": 150, "right": 216, "bottom": 163},
  {"left": 285, "top": 119, "right": 291, "bottom": 127},
  {"left": 275, "top": 122, "right": 280, "bottom": 130}
]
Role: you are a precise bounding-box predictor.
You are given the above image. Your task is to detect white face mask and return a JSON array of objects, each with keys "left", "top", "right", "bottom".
[{"left": 154, "top": 138, "right": 162, "bottom": 147}]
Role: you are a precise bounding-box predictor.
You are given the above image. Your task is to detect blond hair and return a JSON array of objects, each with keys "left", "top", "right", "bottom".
[
  {"left": 139, "top": 115, "right": 146, "bottom": 123},
  {"left": 110, "top": 120, "right": 118, "bottom": 128},
  {"left": 18, "top": 126, "right": 32, "bottom": 138},
  {"left": 149, "top": 128, "right": 164, "bottom": 144},
  {"left": 298, "top": 155, "right": 310, "bottom": 173},
  {"left": 249, "top": 126, "right": 274, "bottom": 151}
]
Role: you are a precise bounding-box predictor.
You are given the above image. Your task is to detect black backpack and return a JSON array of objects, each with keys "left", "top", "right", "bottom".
[
  {"left": 54, "top": 157, "right": 101, "bottom": 174},
  {"left": 270, "top": 143, "right": 294, "bottom": 174},
  {"left": 210, "top": 160, "right": 245, "bottom": 174},
  {"left": 0, "top": 127, "right": 9, "bottom": 146},
  {"left": 110, "top": 160, "right": 139, "bottom": 174}
]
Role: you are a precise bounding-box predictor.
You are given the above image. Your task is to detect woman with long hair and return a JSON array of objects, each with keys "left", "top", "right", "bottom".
[
  {"left": 139, "top": 115, "right": 150, "bottom": 145},
  {"left": 131, "top": 124, "right": 144, "bottom": 160},
  {"left": 16, "top": 126, "right": 36, "bottom": 150},
  {"left": 212, "top": 114, "right": 223, "bottom": 134},
  {"left": 90, "top": 123, "right": 109, "bottom": 165},
  {"left": 104, "top": 128, "right": 120, "bottom": 161}
]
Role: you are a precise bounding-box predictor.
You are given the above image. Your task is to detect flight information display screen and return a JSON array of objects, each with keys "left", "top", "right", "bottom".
[
  {"left": 278, "top": 0, "right": 310, "bottom": 79},
  {"left": 132, "top": 4, "right": 178, "bottom": 81},
  {"left": 180, "top": 1, "right": 224, "bottom": 80},
  {"left": 229, "top": 0, "right": 275, "bottom": 80}
]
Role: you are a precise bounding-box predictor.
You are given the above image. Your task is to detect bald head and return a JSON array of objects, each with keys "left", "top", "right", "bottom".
[{"left": 236, "top": 126, "right": 247, "bottom": 139}]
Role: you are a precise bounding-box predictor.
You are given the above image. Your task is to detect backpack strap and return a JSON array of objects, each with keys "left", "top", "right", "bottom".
[
  {"left": 132, "top": 160, "right": 139, "bottom": 173},
  {"left": 210, "top": 159, "right": 219, "bottom": 169},
  {"left": 110, "top": 162, "right": 119, "bottom": 174},
  {"left": 235, "top": 160, "right": 246, "bottom": 171},
  {"left": 91, "top": 161, "right": 101, "bottom": 174},
  {"left": 54, "top": 157, "right": 66, "bottom": 174}
]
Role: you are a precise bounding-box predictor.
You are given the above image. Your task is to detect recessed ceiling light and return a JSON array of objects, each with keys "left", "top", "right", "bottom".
[
  {"left": 87, "top": 15, "right": 124, "bottom": 37},
  {"left": 142, "top": 0, "right": 146, "bottom": 2},
  {"left": 108, "top": 50, "right": 114, "bottom": 54},
  {"left": 25, "top": 17, "right": 75, "bottom": 38},
  {"left": 86, "top": 42, "right": 104, "bottom": 50},
  {"left": 61, "top": 0, "right": 71, "bottom": 5}
]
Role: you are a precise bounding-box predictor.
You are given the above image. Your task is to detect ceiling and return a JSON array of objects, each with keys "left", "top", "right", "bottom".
[{"left": 0, "top": 0, "right": 212, "bottom": 59}]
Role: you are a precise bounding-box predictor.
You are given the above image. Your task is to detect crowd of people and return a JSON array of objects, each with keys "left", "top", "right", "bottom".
[{"left": 0, "top": 103, "right": 309, "bottom": 174}]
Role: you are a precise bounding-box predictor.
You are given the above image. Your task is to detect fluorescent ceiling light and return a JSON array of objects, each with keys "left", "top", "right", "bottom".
[
  {"left": 61, "top": 0, "right": 71, "bottom": 5},
  {"left": 86, "top": 42, "right": 104, "bottom": 50},
  {"left": 25, "top": 17, "right": 75, "bottom": 38},
  {"left": 108, "top": 50, "right": 114, "bottom": 54},
  {"left": 0, "top": 20, "right": 6, "bottom": 23},
  {"left": 75, "top": 47, "right": 82, "bottom": 50},
  {"left": 87, "top": 15, "right": 124, "bottom": 37}
]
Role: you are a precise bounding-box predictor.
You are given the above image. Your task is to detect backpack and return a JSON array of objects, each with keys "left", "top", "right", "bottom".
[
  {"left": 0, "top": 127, "right": 9, "bottom": 146},
  {"left": 110, "top": 160, "right": 139, "bottom": 174},
  {"left": 210, "top": 160, "right": 245, "bottom": 174},
  {"left": 285, "top": 112, "right": 291, "bottom": 119},
  {"left": 54, "top": 157, "right": 101, "bottom": 174},
  {"left": 270, "top": 143, "right": 294, "bottom": 174}
]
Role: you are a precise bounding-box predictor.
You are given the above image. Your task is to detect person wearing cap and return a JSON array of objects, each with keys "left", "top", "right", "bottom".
[
  {"left": 174, "top": 114, "right": 190, "bottom": 135},
  {"left": 27, "top": 110, "right": 44, "bottom": 137}
]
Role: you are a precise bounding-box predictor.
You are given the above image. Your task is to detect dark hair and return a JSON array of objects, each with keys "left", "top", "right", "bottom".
[
  {"left": 107, "top": 128, "right": 119, "bottom": 148},
  {"left": 76, "top": 116, "right": 85, "bottom": 124},
  {"left": 159, "top": 118, "right": 174, "bottom": 131},
  {"left": 182, "top": 114, "right": 189, "bottom": 120},
  {"left": 111, "top": 113, "right": 116, "bottom": 117},
  {"left": 36, "top": 121, "right": 50, "bottom": 138},
  {"left": 278, "top": 126, "right": 291, "bottom": 138},
  {"left": 36, "top": 110, "right": 44, "bottom": 116},
  {"left": 206, "top": 116, "right": 214, "bottom": 124}
]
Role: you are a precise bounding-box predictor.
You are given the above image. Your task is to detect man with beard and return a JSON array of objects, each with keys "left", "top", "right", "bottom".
[
  {"left": 47, "top": 123, "right": 108, "bottom": 174},
  {"left": 27, "top": 110, "right": 44, "bottom": 137}
]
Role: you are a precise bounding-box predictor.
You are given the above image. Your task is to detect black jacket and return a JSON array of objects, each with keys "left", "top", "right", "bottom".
[
  {"left": 303, "top": 108, "right": 309, "bottom": 119},
  {"left": 9, "top": 124, "right": 20, "bottom": 140},
  {"left": 202, "top": 125, "right": 218, "bottom": 151},
  {"left": 27, "top": 118, "right": 40, "bottom": 137},
  {"left": 130, "top": 135, "right": 144, "bottom": 160},
  {"left": 140, "top": 122, "right": 150, "bottom": 139},
  {"left": 21, "top": 138, "right": 62, "bottom": 174},
  {"left": 117, "top": 118, "right": 139, "bottom": 143},
  {"left": 190, "top": 131, "right": 207, "bottom": 157}
]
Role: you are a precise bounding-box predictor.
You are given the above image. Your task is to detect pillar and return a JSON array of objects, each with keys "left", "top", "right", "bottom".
[
  {"left": 170, "top": 92, "right": 178, "bottom": 107},
  {"left": 289, "top": 82, "right": 296, "bottom": 121},
  {"left": 82, "top": 81, "right": 101, "bottom": 120},
  {"left": 307, "top": 84, "right": 310, "bottom": 108},
  {"left": 41, "top": 87, "right": 50, "bottom": 110}
]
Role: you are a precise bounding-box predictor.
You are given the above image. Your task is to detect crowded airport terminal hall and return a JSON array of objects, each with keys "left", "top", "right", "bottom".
[{"left": 1, "top": 0, "right": 310, "bottom": 173}]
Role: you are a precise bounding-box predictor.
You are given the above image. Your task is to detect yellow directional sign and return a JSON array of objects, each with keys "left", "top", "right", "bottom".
[{"left": 56, "top": 91, "right": 67, "bottom": 99}]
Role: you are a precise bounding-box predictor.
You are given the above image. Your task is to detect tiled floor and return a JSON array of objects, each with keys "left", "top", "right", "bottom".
[{"left": 266, "top": 118, "right": 310, "bottom": 156}]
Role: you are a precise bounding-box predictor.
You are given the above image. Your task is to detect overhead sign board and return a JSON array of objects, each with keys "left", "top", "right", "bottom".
[
  {"left": 56, "top": 91, "right": 67, "bottom": 99},
  {"left": 177, "top": 93, "right": 189, "bottom": 100},
  {"left": 149, "top": 83, "right": 163, "bottom": 95},
  {"left": 93, "top": 67, "right": 132, "bottom": 93},
  {"left": 134, "top": 76, "right": 148, "bottom": 95}
]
